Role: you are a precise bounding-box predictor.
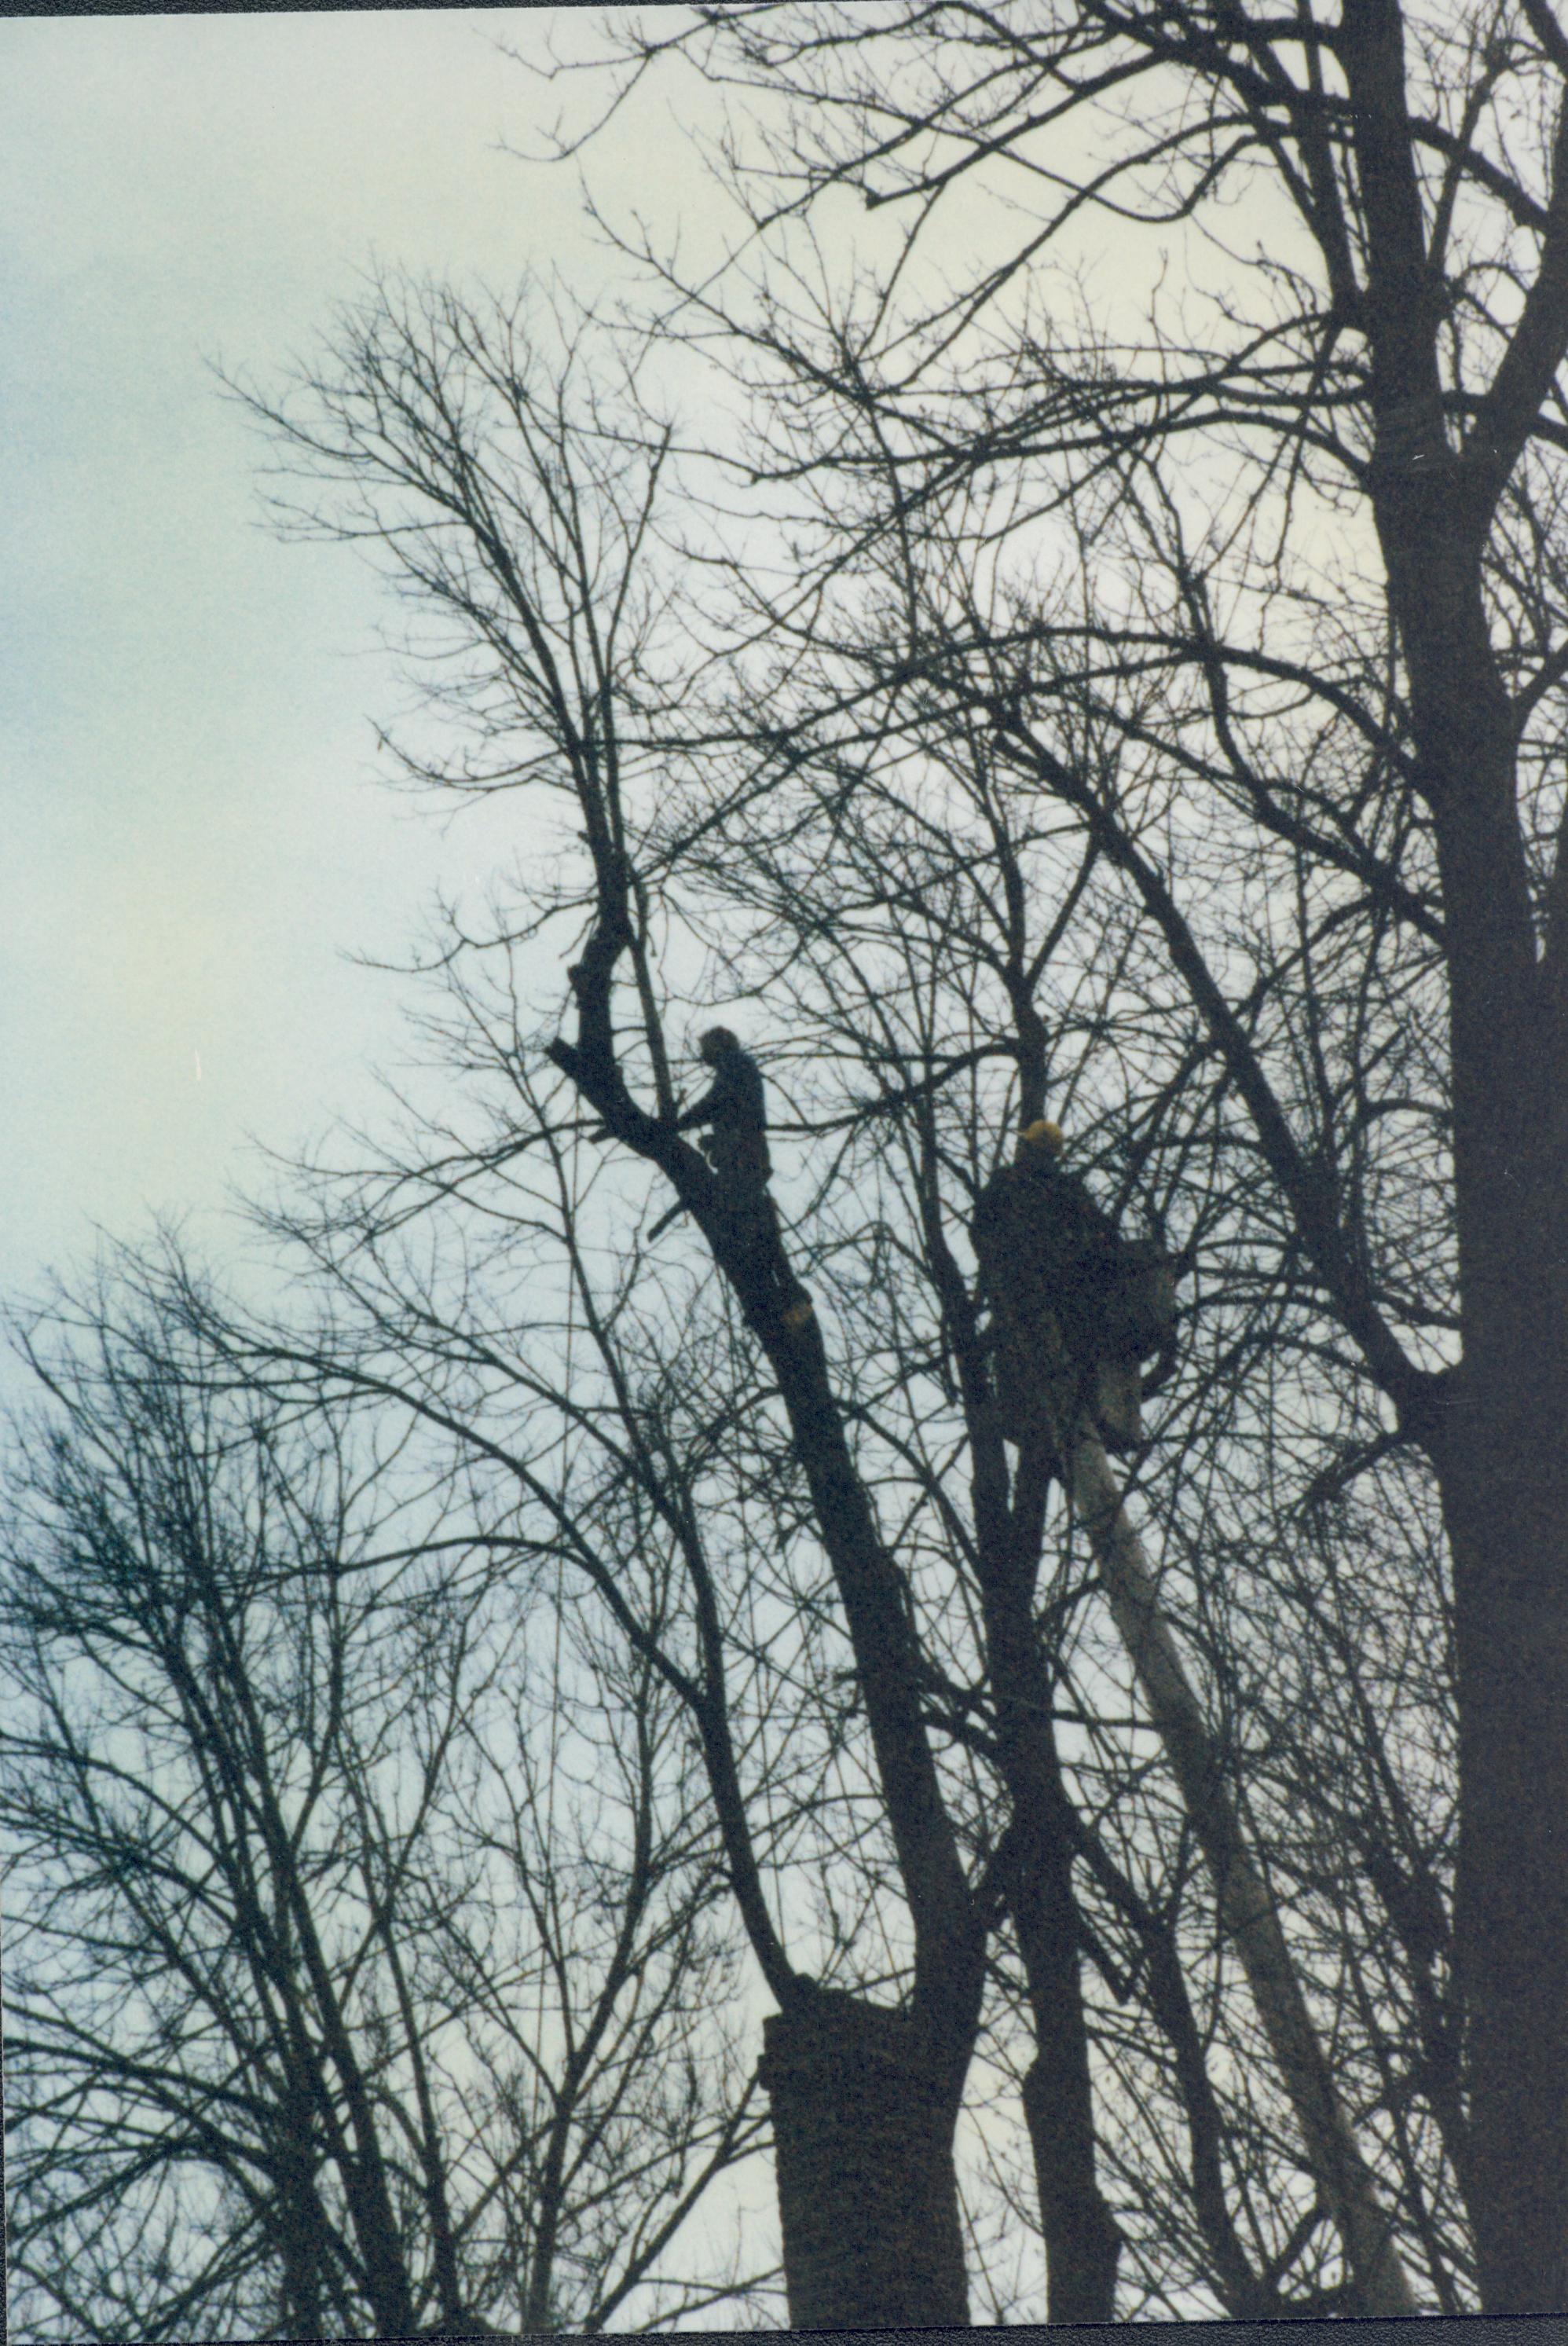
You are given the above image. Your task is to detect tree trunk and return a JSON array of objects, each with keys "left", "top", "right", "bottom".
[
  {"left": 1372, "top": 533, "right": 1568, "bottom": 2312},
  {"left": 1018, "top": 2049, "right": 1123, "bottom": 2322},
  {"left": 1339, "top": 2, "right": 1568, "bottom": 2292},
  {"left": 1436, "top": 1361, "right": 1568, "bottom": 2311},
  {"left": 1394, "top": 626, "right": 1568, "bottom": 2312},
  {"left": 761, "top": 1989, "right": 969, "bottom": 2328},
  {"left": 1068, "top": 1432, "right": 1416, "bottom": 2315},
  {"left": 968, "top": 1453, "right": 1123, "bottom": 2321}
]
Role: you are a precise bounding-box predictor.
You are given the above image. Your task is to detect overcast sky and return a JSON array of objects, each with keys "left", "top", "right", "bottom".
[
  {"left": 2, "top": 5, "right": 700, "bottom": 1300},
  {"left": 2, "top": 2, "right": 1207, "bottom": 1321}
]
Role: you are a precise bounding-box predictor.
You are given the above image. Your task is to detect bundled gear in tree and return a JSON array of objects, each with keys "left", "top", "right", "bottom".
[{"left": 972, "top": 1120, "right": 1185, "bottom": 1456}]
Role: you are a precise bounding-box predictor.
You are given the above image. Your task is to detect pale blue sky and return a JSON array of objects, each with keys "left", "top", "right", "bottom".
[
  {"left": 0, "top": 3, "right": 1202, "bottom": 1310},
  {"left": 1, "top": 6, "right": 687, "bottom": 1296},
  {"left": 0, "top": 15, "right": 792, "bottom": 2294}
]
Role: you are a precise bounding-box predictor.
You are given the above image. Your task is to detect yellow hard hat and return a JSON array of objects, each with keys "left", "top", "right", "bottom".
[{"left": 1020, "top": 1118, "right": 1064, "bottom": 1154}]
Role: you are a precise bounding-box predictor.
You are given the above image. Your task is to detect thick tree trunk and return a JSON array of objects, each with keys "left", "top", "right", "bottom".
[
  {"left": 1435, "top": 1352, "right": 1568, "bottom": 2311},
  {"left": 1406, "top": 683, "right": 1568, "bottom": 2311},
  {"left": 1339, "top": 4, "right": 1568, "bottom": 2290},
  {"left": 1368, "top": 519, "right": 1568, "bottom": 2314},
  {"left": 761, "top": 1989, "right": 969, "bottom": 2328},
  {"left": 1068, "top": 1433, "right": 1416, "bottom": 2315}
]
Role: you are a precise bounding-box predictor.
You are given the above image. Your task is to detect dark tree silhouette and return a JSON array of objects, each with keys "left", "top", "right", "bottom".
[
  {"left": 559, "top": 2, "right": 1568, "bottom": 2308},
  {"left": 1, "top": 1255, "right": 768, "bottom": 2341},
  {"left": 193, "top": 270, "right": 1486, "bottom": 2318}
]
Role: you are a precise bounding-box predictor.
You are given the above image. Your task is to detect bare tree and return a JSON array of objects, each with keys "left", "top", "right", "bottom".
[
  {"left": 540, "top": 0, "right": 1568, "bottom": 2308},
  {"left": 1, "top": 1252, "right": 768, "bottom": 2342},
  {"left": 191, "top": 266, "right": 1486, "bottom": 2319},
  {"left": 634, "top": 545, "right": 1454, "bottom": 2313}
]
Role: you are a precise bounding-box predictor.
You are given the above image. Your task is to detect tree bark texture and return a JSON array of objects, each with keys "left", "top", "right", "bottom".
[
  {"left": 761, "top": 1989, "right": 969, "bottom": 2329},
  {"left": 1017, "top": 2044, "right": 1123, "bottom": 2323}
]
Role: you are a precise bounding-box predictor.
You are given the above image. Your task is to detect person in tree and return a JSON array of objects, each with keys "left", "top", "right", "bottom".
[
  {"left": 973, "top": 1119, "right": 1182, "bottom": 1454},
  {"left": 676, "top": 1027, "right": 814, "bottom": 1332},
  {"left": 677, "top": 1027, "right": 772, "bottom": 1186}
]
